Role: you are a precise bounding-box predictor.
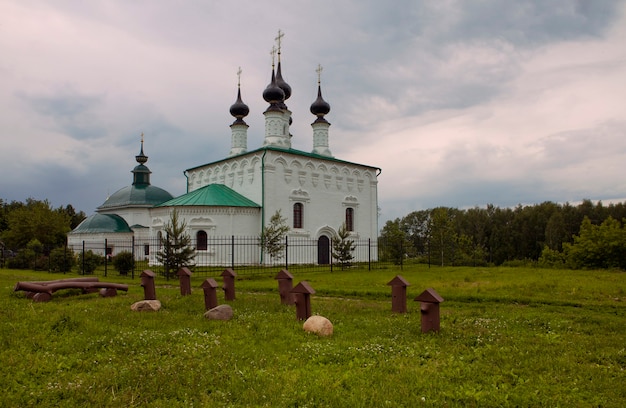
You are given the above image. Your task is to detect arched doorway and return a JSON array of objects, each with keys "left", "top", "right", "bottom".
[{"left": 318, "top": 235, "right": 330, "bottom": 265}]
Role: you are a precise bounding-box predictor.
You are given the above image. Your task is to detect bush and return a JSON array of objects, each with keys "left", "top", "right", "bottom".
[
  {"left": 78, "top": 250, "right": 103, "bottom": 274},
  {"left": 32, "top": 254, "right": 49, "bottom": 271},
  {"left": 538, "top": 246, "right": 566, "bottom": 268},
  {"left": 6, "top": 248, "right": 35, "bottom": 269},
  {"left": 113, "top": 251, "right": 135, "bottom": 275},
  {"left": 49, "top": 247, "right": 75, "bottom": 272}
]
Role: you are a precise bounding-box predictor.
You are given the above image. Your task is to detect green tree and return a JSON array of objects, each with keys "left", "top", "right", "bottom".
[
  {"left": 260, "top": 210, "right": 290, "bottom": 262},
  {"left": 400, "top": 210, "right": 430, "bottom": 258},
  {"left": 564, "top": 216, "right": 626, "bottom": 269},
  {"left": 428, "top": 207, "right": 457, "bottom": 266},
  {"left": 379, "top": 218, "right": 407, "bottom": 264},
  {"left": 59, "top": 204, "right": 87, "bottom": 230},
  {"left": 156, "top": 209, "right": 196, "bottom": 277},
  {"left": 1, "top": 198, "right": 70, "bottom": 250},
  {"left": 332, "top": 223, "right": 356, "bottom": 269}
]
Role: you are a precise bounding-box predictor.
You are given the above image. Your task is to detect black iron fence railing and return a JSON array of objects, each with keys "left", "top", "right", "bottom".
[{"left": 60, "top": 236, "right": 406, "bottom": 278}]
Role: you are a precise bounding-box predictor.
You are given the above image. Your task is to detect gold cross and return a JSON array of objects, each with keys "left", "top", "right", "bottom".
[{"left": 316, "top": 64, "right": 323, "bottom": 84}]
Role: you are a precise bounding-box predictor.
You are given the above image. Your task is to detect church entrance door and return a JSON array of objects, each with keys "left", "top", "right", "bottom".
[{"left": 318, "top": 235, "right": 330, "bottom": 265}]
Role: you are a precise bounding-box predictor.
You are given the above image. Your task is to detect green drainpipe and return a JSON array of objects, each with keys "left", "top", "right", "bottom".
[{"left": 260, "top": 149, "right": 267, "bottom": 264}]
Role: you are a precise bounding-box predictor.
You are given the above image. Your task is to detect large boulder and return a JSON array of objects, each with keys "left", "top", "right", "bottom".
[
  {"left": 303, "top": 315, "right": 333, "bottom": 337},
  {"left": 204, "top": 304, "right": 233, "bottom": 321},
  {"left": 131, "top": 300, "right": 161, "bottom": 312}
]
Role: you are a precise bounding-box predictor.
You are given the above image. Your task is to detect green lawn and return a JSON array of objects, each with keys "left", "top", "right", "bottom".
[{"left": 1, "top": 266, "right": 625, "bottom": 407}]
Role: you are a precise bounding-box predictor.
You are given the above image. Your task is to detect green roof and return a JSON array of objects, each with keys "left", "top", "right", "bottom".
[
  {"left": 70, "top": 214, "right": 132, "bottom": 234},
  {"left": 157, "top": 184, "right": 260, "bottom": 208},
  {"left": 98, "top": 185, "right": 174, "bottom": 210},
  {"left": 185, "top": 146, "right": 381, "bottom": 173}
]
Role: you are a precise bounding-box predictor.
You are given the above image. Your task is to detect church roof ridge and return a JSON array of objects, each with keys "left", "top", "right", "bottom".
[{"left": 185, "top": 146, "right": 380, "bottom": 173}]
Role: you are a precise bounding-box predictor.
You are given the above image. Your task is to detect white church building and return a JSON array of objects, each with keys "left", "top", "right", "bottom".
[{"left": 69, "top": 35, "right": 380, "bottom": 266}]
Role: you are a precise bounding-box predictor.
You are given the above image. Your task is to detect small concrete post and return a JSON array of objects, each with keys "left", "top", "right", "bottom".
[
  {"left": 275, "top": 269, "right": 295, "bottom": 305},
  {"left": 140, "top": 270, "right": 156, "bottom": 300},
  {"left": 290, "top": 281, "right": 315, "bottom": 320},
  {"left": 201, "top": 278, "right": 219, "bottom": 310},
  {"left": 177, "top": 267, "right": 192, "bottom": 296},
  {"left": 414, "top": 288, "right": 444, "bottom": 333},
  {"left": 387, "top": 275, "right": 410, "bottom": 313},
  {"left": 221, "top": 268, "right": 237, "bottom": 301}
]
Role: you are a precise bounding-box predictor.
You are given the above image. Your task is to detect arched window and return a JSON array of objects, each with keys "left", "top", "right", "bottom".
[
  {"left": 293, "top": 202, "right": 303, "bottom": 229},
  {"left": 345, "top": 207, "right": 354, "bottom": 231},
  {"left": 196, "top": 230, "right": 208, "bottom": 251}
]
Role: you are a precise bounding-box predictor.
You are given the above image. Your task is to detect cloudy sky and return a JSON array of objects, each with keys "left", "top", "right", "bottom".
[{"left": 2, "top": 0, "right": 626, "bottom": 226}]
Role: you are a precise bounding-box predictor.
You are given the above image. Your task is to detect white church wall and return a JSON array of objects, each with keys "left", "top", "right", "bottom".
[{"left": 149, "top": 206, "right": 261, "bottom": 266}]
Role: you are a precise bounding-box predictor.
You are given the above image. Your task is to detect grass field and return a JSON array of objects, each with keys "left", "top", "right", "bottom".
[{"left": 1, "top": 266, "right": 625, "bottom": 407}]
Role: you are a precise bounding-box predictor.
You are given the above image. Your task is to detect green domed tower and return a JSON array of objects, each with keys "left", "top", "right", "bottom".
[{"left": 98, "top": 137, "right": 173, "bottom": 212}]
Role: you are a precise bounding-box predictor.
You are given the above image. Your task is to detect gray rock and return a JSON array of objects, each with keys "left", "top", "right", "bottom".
[
  {"left": 204, "top": 304, "right": 233, "bottom": 321},
  {"left": 303, "top": 315, "right": 333, "bottom": 337},
  {"left": 131, "top": 299, "right": 162, "bottom": 312}
]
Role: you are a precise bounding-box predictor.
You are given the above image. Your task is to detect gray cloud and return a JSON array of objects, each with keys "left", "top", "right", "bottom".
[
  {"left": 1, "top": 0, "right": 625, "bottom": 227},
  {"left": 17, "top": 88, "right": 106, "bottom": 140}
]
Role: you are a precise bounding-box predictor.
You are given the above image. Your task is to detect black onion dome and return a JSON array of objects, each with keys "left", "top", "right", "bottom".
[
  {"left": 263, "top": 69, "right": 285, "bottom": 105},
  {"left": 310, "top": 84, "right": 331, "bottom": 117},
  {"left": 229, "top": 88, "right": 249, "bottom": 120},
  {"left": 275, "top": 61, "right": 292, "bottom": 101}
]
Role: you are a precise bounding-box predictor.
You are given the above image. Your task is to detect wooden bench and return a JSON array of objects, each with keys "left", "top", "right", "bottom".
[{"left": 14, "top": 277, "right": 129, "bottom": 302}]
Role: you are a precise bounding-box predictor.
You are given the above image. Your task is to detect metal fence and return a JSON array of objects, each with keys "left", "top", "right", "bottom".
[{"left": 67, "top": 236, "right": 400, "bottom": 278}]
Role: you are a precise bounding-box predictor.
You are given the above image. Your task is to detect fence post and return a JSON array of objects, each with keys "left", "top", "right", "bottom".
[
  {"left": 285, "top": 235, "right": 288, "bottom": 271},
  {"left": 368, "top": 238, "right": 371, "bottom": 271},
  {"left": 329, "top": 237, "right": 333, "bottom": 272},
  {"left": 231, "top": 235, "right": 235, "bottom": 270},
  {"left": 104, "top": 238, "right": 108, "bottom": 277},
  {"left": 131, "top": 236, "right": 135, "bottom": 279},
  {"left": 82, "top": 240, "right": 85, "bottom": 275},
  {"left": 63, "top": 241, "right": 67, "bottom": 274}
]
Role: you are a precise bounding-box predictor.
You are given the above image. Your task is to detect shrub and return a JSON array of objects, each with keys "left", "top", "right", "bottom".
[
  {"left": 78, "top": 250, "right": 103, "bottom": 274},
  {"left": 113, "top": 251, "right": 135, "bottom": 275},
  {"left": 49, "top": 247, "right": 75, "bottom": 272},
  {"left": 538, "top": 246, "right": 566, "bottom": 268},
  {"left": 6, "top": 248, "right": 35, "bottom": 269}
]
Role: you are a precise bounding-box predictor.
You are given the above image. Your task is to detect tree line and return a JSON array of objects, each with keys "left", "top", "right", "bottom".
[
  {"left": 3, "top": 197, "right": 626, "bottom": 271},
  {"left": 0, "top": 198, "right": 86, "bottom": 269},
  {"left": 379, "top": 199, "right": 626, "bottom": 269}
]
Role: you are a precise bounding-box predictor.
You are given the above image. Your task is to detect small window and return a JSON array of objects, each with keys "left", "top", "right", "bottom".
[
  {"left": 293, "top": 203, "right": 303, "bottom": 229},
  {"left": 345, "top": 207, "right": 354, "bottom": 231},
  {"left": 197, "top": 230, "right": 208, "bottom": 251}
]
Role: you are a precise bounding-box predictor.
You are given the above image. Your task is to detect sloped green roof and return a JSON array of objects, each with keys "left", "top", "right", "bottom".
[
  {"left": 70, "top": 213, "right": 132, "bottom": 234},
  {"left": 98, "top": 185, "right": 174, "bottom": 210},
  {"left": 157, "top": 184, "right": 260, "bottom": 208}
]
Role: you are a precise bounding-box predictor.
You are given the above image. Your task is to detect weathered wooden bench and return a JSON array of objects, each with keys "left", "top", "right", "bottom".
[{"left": 14, "top": 277, "right": 129, "bottom": 302}]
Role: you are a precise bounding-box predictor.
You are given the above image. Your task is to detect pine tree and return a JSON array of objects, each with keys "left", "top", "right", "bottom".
[
  {"left": 259, "top": 210, "right": 290, "bottom": 262},
  {"left": 332, "top": 223, "right": 356, "bottom": 269},
  {"left": 156, "top": 209, "right": 195, "bottom": 277}
]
